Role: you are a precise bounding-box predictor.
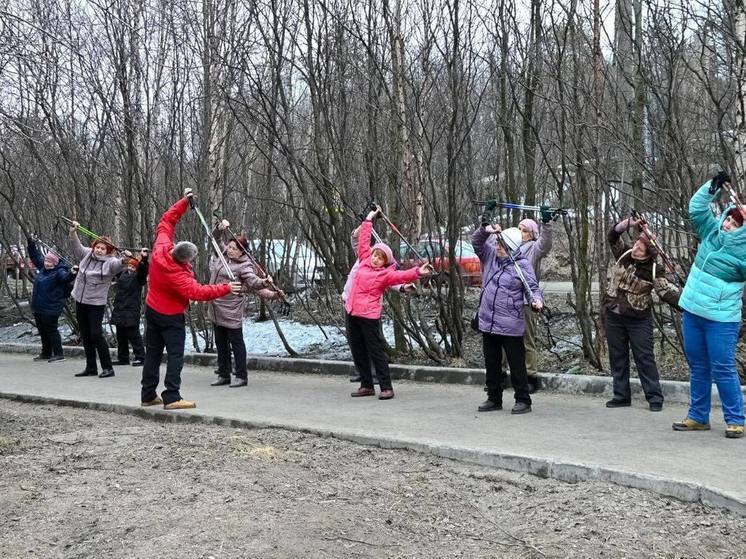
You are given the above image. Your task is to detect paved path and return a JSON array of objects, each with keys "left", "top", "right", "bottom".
[{"left": 0, "top": 352, "right": 744, "bottom": 514}]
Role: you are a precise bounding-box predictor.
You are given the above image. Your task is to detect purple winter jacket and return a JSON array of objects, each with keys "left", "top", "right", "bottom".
[{"left": 472, "top": 227, "right": 543, "bottom": 337}]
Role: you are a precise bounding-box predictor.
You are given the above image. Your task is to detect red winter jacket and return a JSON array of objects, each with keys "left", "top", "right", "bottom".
[
  {"left": 344, "top": 220, "right": 420, "bottom": 319},
  {"left": 146, "top": 198, "right": 231, "bottom": 315}
]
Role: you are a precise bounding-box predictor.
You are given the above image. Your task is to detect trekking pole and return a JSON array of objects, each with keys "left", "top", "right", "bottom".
[
  {"left": 58, "top": 216, "right": 136, "bottom": 254},
  {"left": 630, "top": 210, "right": 686, "bottom": 285},
  {"left": 472, "top": 200, "right": 571, "bottom": 219},
  {"left": 210, "top": 211, "right": 290, "bottom": 306},
  {"left": 33, "top": 236, "right": 74, "bottom": 266},
  {"left": 492, "top": 230, "right": 551, "bottom": 319},
  {"left": 188, "top": 196, "right": 235, "bottom": 281},
  {"left": 722, "top": 181, "right": 746, "bottom": 220}
]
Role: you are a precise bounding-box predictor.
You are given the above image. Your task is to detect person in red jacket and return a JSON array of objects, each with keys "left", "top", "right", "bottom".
[
  {"left": 346, "top": 206, "right": 433, "bottom": 400},
  {"left": 141, "top": 189, "right": 241, "bottom": 410}
]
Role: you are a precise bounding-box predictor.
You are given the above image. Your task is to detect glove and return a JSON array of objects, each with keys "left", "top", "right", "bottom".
[
  {"left": 709, "top": 171, "right": 730, "bottom": 194},
  {"left": 480, "top": 212, "right": 491, "bottom": 227},
  {"left": 483, "top": 199, "right": 497, "bottom": 212},
  {"left": 540, "top": 205, "right": 553, "bottom": 224},
  {"left": 71, "top": 265, "right": 79, "bottom": 274},
  {"left": 184, "top": 187, "right": 194, "bottom": 198}
]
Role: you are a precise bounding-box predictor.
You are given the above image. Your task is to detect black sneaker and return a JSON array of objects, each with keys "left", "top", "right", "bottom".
[
  {"left": 649, "top": 402, "right": 663, "bottom": 412},
  {"left": 74, "top": 369, "right": 98, "bottom": 377},
  {"left": 229, "top": 378, "right": 248, "bottom": 388},
  {"left": 605, "top": 399, "right": 631, "bottom": 408},
  {"left": 210, "top": 377, "right": 230, "bottom": 386},
  {"left": 47, "top": 355, "right": 66, "bottom": 363},
  {"left": 478, "top": 400, "right": 503, "bottom": 412},
  {"left": 33, "top": 355, "right": 50, "bottom": 362},
  {"left": 98, "top": 368, "right": 115, "bottom": 378},
  {"left": 510, "top": 402, "right": 532, "bottom": 415},
  {"left": 113, "top": 359, "right": 130, "bottom": 366}
]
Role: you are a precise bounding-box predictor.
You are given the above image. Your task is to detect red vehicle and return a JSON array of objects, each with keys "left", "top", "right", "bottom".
[
  {"left": 3, "top": 246, "right": 36, "bottom": 277},
  {"left": 399, "top": 239, "right": 481, "bottom": 287}
]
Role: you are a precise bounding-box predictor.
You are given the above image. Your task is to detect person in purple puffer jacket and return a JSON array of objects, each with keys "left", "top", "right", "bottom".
[{"left": 472, "top": 222, "right": 544, "bottom": 415}]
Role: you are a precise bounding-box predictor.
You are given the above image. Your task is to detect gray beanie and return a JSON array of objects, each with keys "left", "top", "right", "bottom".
[{"left": 172, "top": 241, "right": 198, "bottom": 263}]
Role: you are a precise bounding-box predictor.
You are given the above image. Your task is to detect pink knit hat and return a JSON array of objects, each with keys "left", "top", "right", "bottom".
[
  {"left": 371, "top": 242, "right": 395, "bottom": 266},
  {"left": 519, "top": 218, "right": 539, "bottom": 240},
  {"left": 43, "top": 252, "right": 60, "bottom": 266}
]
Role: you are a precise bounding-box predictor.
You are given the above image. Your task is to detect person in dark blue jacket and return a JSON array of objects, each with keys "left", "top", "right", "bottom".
[{"left": 28, "top": 237, "right": 74, "bottom": 363}]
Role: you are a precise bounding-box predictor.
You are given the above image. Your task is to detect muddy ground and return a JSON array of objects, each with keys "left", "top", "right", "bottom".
[{"left": 0, "top": 399, "right": 744, "bottom": 559}]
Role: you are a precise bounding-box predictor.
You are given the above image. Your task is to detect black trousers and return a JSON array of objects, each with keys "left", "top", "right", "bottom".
[
  {"left": 76, "top": 302, "right": 112, "bottom": 371},
  {"left": 346, "top": 313, "right": 392, "bottom": 391},
  {"left": 34, "top": 313, "right": 63, "bottom": 358},
  {"left": 214, "top": 323, "right": 247, "bottom": 379},
  {"left": 141, "top": 306, "right": 186, "bottom": 405},
  {"left": 604, "top": 310, "right": 663, "bottom": 404},
  {"left": 116, "top": 324, "right": 145, "bottom": 362},
  {"left": 483, "top": 332, "right": 531, "bottom": 405}
]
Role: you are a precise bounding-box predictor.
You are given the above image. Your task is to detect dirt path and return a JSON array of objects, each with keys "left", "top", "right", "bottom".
[{"left": 0, "top": 400, "right": 743, "bottom": 559}]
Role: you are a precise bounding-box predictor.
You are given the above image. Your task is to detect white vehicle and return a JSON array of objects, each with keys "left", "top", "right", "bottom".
[{"left": 249, "top": 238, "right": 325, "bottom": 290}]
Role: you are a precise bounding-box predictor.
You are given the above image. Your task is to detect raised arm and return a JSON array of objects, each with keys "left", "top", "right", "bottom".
[
  {"left": 607, "top": 221, "right": 632, "bottom": 260},
  {"left": 68, "top": 231, "right": 89, "bottom": 260},
  {"left": 534, "top": 220, "right": 553, "bottom": 258},
  {"left": 471, "top": 226, "right": 495, "bottom": 262},
  {"left": 27, "top": 239, "right": 44, "bottom": 270},
  {"left": 357, "top": 220, "right": 373, "bottom": 261},
  {"left": 155, "top": 196, "right": 190, "bottom": 249},
  {"left": 688, "top": 180, "right": 720, "bottom": 239}
]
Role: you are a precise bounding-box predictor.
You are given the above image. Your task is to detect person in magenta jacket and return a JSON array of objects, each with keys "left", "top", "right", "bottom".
[{"left": 346, "top": 206, "right": 433, "bottom": 400}]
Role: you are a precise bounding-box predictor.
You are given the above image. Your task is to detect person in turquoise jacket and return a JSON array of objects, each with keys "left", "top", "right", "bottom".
[{"left": 673, "top": 171, "right": 746, "bottom": 439}]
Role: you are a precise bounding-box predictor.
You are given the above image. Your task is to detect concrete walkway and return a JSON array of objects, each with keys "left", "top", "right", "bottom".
[{"left": 0, "top": 352, "right": 744, "bottom": 515}]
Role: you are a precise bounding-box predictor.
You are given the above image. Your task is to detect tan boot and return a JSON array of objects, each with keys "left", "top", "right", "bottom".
[
  {"left": 164, "top": 399, "right": 196, "bottom": 410},
  {"left": 725, "top": 424, "right": 744, "bottom": 439},
  {"left": 672, "top": 418, "right": 710, "bottom": 431},
  {"left": 141, "top": 397, "right": 163, "bottom": 407}
]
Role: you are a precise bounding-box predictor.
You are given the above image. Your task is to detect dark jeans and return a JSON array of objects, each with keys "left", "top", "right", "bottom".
[
  {"left": 214, "top": 323, "right": 247, "bottom": 379},
  {"left": 604, "top": 310, "right": 663, "bottom": 404},
  {"left": 34, "top": 313, "right": 63, "bottom": 358},
  {"left": 76, "top": 302, "right": 112, "bottom": 372},
  {"left": 116, "top": 324, "right": 145, "bottom": 362},
  {"left": 346, "top": 313, "right": 392, "bottom": 391},
  {"left": 483, "top": 332, "right": 531, "bottom": 406},
  {"left": 141, "top": 306, "right": 186, "bottom": 405}
]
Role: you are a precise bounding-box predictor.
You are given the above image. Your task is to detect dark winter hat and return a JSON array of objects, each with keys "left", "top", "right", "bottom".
[
  {"left": 172, "top": 241, "right": 198, "bottom": 263},
  {"left": 727, "top": 207, "right": 745, "bottom": 227}
]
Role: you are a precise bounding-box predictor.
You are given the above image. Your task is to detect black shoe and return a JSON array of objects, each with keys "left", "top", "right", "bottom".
[
  {"left": 605, "top": 399, "right": 631, "bottom": 408},
  {"left": 74, "top": 369, "right": 98, "bottom": 377},
  {"left": 113, "top": 359, "right": 130, "bottom": 366},
  {"left": 210, "top": 377, "right": 230, "bottom": 386},
  {"left": 98, "top": 368, "right": 115, "bottom": 378},
  {"left": 47, "top": 355, "right": 66, "bottom": 363},
  {"left": 511, "top": 402, "right": 532, "bottom": 415},
  {"left": 649, "top": 402, "right": 663, "bottom": 412},
  {"left": 131, "top": 359, "right": 144, "bottom": 366},
  {"left": 528, "top": 377, "right": 541, "bottom": 394},
  {"left": 33, "top": 354, "right": 50, "bottom": 362},
  {"left": 230, "top": 378, "right": 248, "bottom": 388},
  {"left": 478, "top": 400, "right": 503, "bottom": 412}
]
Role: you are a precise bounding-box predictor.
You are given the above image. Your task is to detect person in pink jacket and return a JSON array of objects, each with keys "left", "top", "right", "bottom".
[{"left": 346, "top": 206, "right": 433, "bottom": 400}]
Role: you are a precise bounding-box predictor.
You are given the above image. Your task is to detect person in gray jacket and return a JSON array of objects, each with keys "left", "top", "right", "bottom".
[
  {"left": 209, "top": 220, "right": 283, "bottom": 388},
  {"left": 68, "top": 221, "right": 130, "bottom": 378}
]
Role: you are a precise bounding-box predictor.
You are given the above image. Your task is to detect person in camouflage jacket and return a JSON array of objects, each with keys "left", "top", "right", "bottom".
[{"left": 602, "top": 216, "right": 681, "bottom": 412}]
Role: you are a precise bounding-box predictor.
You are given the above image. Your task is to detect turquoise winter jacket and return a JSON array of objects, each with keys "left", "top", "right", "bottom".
[{"left": 678, "top": 181, "right": 746, "bottom": 323}]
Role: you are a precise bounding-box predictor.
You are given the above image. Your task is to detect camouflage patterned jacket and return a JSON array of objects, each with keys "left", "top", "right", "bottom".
[{"left": 602, "top": 227, "right": 680, "bottom": 318}]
